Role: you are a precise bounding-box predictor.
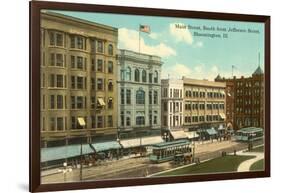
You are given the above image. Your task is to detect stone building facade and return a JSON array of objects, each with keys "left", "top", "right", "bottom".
[
  {"left": 40, "top": 11, "right": 118, "bottom": 147},
  {"left": 182, "top": 77, "right": 227, "bottom": 131},
  {"left": 117, "top": 49, "right": 162, "bottom": 139},
  {"left": 161, "top": 79, "right": 184, "bottom": 130}
]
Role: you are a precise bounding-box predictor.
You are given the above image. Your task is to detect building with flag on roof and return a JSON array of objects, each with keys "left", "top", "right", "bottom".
[{"left": 117, "top": 49, "right": 163, "bottom": 155}]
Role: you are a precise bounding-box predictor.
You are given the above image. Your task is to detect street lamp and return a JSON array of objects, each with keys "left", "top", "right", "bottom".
[{"left": 77, "top": 117, "right": 86, "bottom": 181}]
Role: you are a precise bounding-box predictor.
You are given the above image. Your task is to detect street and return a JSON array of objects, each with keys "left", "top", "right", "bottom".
[{"left": 41, "top": 139, "right": 263, "bottom": 184}]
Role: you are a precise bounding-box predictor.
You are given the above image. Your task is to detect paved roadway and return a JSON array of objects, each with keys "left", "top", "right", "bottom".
[{"left": 41, "top": 139, "right": 263, "bottom": 183}]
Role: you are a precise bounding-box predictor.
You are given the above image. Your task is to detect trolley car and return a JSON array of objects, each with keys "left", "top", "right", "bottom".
[
  {"left": 234, "top": 127, "right": 264, "bottom": 142},
  {"left": 149, "top": 140, "right": 192, "bottom": 163}
]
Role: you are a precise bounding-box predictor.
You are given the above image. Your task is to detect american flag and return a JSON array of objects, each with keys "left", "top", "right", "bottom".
[{"left": 139, "top": 25, "right": 150, "bottom": 33}]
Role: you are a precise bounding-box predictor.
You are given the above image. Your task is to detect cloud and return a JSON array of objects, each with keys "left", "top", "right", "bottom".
[
  {"left": 162, "top": 63, "right": 192, "bottom": 79},
  {"left": 148, "top": 32, "right": 159, "bottom": 40},
  {"left": 161, "top": 63, "right": 246, "bottom": 81},
  {"left": 118, "top": 28, "right": 176, "bottom": 58},
  {"left": 169, "top": 23, "right": 193, "bottom": 45}
]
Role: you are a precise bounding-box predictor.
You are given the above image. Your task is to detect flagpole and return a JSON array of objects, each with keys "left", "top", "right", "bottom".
[{"left": 139, "top": 24, "right": 141, "bottom": 54}]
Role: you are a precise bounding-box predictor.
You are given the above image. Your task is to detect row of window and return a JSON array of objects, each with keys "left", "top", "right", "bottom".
[
  {"left": 185, "top": 90, "right": 225, "bottom": 98},
  {"left": 120, "top": 67, "right": 159, "bottom": 83},
  {"left": 184, "top": 115, "right": 223, "bottom": 123},
  {"left": 235, "top": 108, "right": 261, "bottom": 114},
  {"left": 41, "top": 115, "right": 114, "bottom": 131},
  {"left": 42, "top": 74, "right": 115, "bottom": 91},
  {"left": 120, "top": 113, "right": 158, "bottom": 126},
  {"left": 42, "top": 94, "right": 114, "bottom": 110},
  {"left": 162, "top": 88, "right": 183, "bottom": 98},
  {"left": 163, "top": 101, "right": 183, "bottom": 113},
  {"left": 120, "top": 89, "right": 159, "bottom": 105},
  {"left": 47, "top": 31, "right": 114, "bottom": 55},
  {"left": 43, "top": 53, "right": 114, "bottom": 74}
]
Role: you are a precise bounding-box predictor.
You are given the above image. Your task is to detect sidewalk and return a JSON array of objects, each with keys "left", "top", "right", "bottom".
[{"left": 236, "top": 151, "right": 264, "bottom": 172}]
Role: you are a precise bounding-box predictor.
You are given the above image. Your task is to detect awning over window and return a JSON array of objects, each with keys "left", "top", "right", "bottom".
[
  {"left": 170, "top": 130, "right": 188, "bottom": 140},
  {"left": 41, "top": 144, "right": 94, "bottom": 162},
  {"left": 219, "top": 113, "right": 226, "bottom": 119},
  {"left": 97, "top": 98, "right": 106, "bottom": 106},
  {"left": 220, "top": 90, "right": 225, "bottom": 95},
  {"left": 185, "top": 131, "right": 199, "bottom": 139},
  {"left": 120, "top": 136, "right": 164, "bottom": 148},
  {"left": 91, "top": 141, "right": 121, "bottom": 152},
  {"left": 77, "top": 117, "right": 85, "bottom": 126},
  {"left": 206, "top": 128, "right": 218, "bottom": 135}
]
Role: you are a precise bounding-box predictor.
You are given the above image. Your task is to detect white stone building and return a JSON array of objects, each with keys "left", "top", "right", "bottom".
[
  {"left": 161, "top": 79, "right": 184, "bottom": 129},
  {"left": 117, "top": 49, "right": 163, "bottom": 140}
]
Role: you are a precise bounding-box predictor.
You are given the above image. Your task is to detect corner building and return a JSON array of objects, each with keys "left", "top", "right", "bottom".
[{"left": 40, "top": 11, "right": 118, "bottom": 147}]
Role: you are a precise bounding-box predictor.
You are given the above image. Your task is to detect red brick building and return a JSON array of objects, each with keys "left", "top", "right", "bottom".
[{"left": 215, "top": 66, "right": 264, "bottom": 130}]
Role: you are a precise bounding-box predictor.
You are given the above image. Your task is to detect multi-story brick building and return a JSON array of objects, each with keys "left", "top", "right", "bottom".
[
  {"left": 40, "top": 11, "right": 118, "bottom": 148},
  {"left": 215, "top": 66, "right": 264, "bottom": 130}
]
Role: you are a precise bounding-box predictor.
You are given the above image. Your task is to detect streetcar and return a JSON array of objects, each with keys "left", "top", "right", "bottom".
[
  {"left": 149, "top": 140, "right": 192, "bottom": 163},
  {"left": 234, "top": 127, "right": 264, "bottom": 142}
]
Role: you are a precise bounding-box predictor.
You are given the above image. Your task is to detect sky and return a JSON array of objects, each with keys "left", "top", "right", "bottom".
[{"left": 49, "top": 10, "right": 265, "bottom": 80}]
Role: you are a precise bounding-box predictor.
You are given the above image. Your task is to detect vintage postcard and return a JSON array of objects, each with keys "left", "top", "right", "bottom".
[{"left": 39, "top": 9, "right": 265, "bottom": 184}]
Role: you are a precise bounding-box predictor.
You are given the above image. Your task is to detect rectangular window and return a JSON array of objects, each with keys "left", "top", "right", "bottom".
[
  {"left": 149, "top": 91, "right": 152, "bottom": 105},
  {"left": 56, "top": 74, "right": 64, "bottom": 88},
  {"left": 56, "top": 54, "right": 63, "bottom": 67},
  {"left": 91, "top": 116, "right": 96, "bottom": 128},
  {"left": 97, "top": 78, "right": 103, "bottom": 90},
  {"left": 108, "top": 115, "right": 113, "bottom": 127},
  {"left": 57, "top": 95, "right": 63, "bottom": 109},
  {"left": 49, "top": 32, "right": 55, "bottom": 45},
  {"left": 77, "top": 96, "right": 83, "bottom": 109},
  {"left": 57, "top": 117, "right": 64, "bottom": 131},
  {"left": 97, "top": 59, "right": 103, "bottom": 72},
  {"left": 126, "top": 89, "right": 131, "bottom": 104},
  {"left": 97, "top": 116, "right": 103, "bottom": 128},
  {"left": 50, "top": 95, "right": 55, "bottom": 109},
  {"left": 154, "top": 115, "right": 157, "bottom": 124},
  {"left": 149, "top": 73, "right": 152, "bottom": 83},
  {"left": 77, "top": 76, "right": 84, "bottom": 89},
  {"left": 70, "top": 36, "right": 75, "bottom": 48},
  {"left": 71, "top": 55, "right": 75, "bottom": 68},
  {"left": 77, "top": 36, "right": 84, "bottom": 49},
  {"left": 108, "top": 61, "right": 113, "bottom": 73},
  {"left": 77, "top": 56, "right": 83, "bottom": 69},
  {"left": 121, "top": 88, "right": 125, "bottom": 104},
  {"left": 50, "top": 53, "right": 55, "bottom": 66},
  {"left": 71, "top": 76, "right": 75, "bottom": 89},
  {"left": 97, "top": 40, "right": 103, "bottom": 53},
  {"left": 121, "top": 112, "right": 124, "bottom": 126},
  {"left": 56, "top": 33, "right": 63, "bottom": 47},
  {"left": 153, "top": 91, "right": 158, "bottom": 104},
  {"left": 50, "top": 117, "right": 55, "bottom": 131},
  {"left": 71, "top": 96, "right": 75, "bottom": 109}
]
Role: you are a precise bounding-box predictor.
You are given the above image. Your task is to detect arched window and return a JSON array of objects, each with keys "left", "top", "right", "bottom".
[
  {"left": 126, "top": 67, "right": 131, "bottom": 80},
  {"left": 108, "top": 44, "right": 113, "bottom": 55},
  {"left": 136, "top": 89, "right": 145, "bottom": 104},
  {"left": 135, "top": 69, "right": 140, "bottom": 82},
  {"left": 154, "top": 71, "right": 158, "bottom": 83},
  {"left": 142, "top": 70, "right": 147, "bottom": 82}
]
